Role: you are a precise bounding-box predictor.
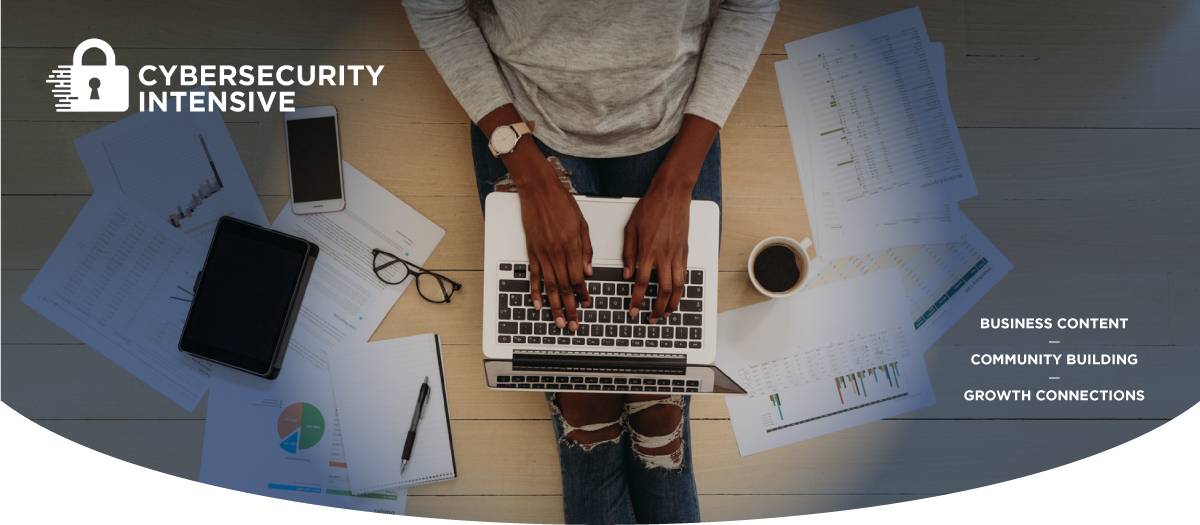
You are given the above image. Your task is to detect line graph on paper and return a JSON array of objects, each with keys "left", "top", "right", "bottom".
[{"left": 101, "top": 122, "right": 226, "bottom": 240}]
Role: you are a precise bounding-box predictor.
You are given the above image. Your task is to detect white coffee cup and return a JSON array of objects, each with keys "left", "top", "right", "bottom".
[{"left": 747, "top": 236, "right": 814, "bottom": 298}]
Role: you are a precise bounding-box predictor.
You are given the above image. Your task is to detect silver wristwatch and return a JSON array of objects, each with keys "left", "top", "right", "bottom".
[{"left": 488, "top": 121, "right": 534, "bottom": 157}]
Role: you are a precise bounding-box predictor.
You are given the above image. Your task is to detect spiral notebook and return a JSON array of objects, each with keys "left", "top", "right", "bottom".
[{"left": 329, "top": 334, "right": 456, "bottom": 493}]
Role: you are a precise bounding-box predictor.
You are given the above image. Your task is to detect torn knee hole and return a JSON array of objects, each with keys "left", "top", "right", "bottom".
[
  {"left": 628, "top": 403, "right": 683, "bottom": 437},
  {"left": 625, "top": 396, "right": 686, "bottom": 469},
  {"left": 563, "top": 423, "right": 624, "bottom": 450},
  {"left": 549, "top": 394, "right": 625, "bottom": 451},
  {"left": 633, "top": 437, "right": 685, "bottom": 469},
  {"left": 634, "top": 437, "right": 682, "bottom": 457}
]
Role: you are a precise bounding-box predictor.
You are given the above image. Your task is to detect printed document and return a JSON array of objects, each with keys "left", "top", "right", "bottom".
[
  {"left": 778, "top": 10, "right": 976, "bottom": 257},
  {"left": 329, "top": 334, "right": 455, "bottom": 494},
  {"left": 783, "top": 8, "right": 975, "bottom": 209},
  {"left": 777, "top": 55, "right": 961, "bottom": 258},
  {"left": 805, "top": 211, "right": 1013, "bottom": 352},
  {"left": 272, "top": 162, "right": 445, "bottom": 346},
  {"left": 73, "top": 102, "right": 267, "bottom": 244},
  {"left": 21, "top": 195, "right": 211, "bottom": 411},
  {"left": 719, "top": 271, "right": 935, "bottom": 455},
  {"left": 201, "top": 345, "right": 407, "bottom": 513}
]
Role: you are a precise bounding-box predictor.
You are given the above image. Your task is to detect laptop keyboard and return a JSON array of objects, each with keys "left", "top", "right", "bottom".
[
  {"left": 495, "top": 374, "right": 701, "bottom": 393},
  {"left": 495, "top": 264, "right": 705, "bottom": 350}
]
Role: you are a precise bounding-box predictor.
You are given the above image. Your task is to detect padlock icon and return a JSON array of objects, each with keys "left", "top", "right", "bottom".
[{"left": 47, "top": 38, "right": 129, "bottom": 112}]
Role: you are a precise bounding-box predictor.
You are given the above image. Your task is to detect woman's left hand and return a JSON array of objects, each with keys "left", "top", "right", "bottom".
[
  {"left": 624, "top": 114, "right": 719, "bottom": 324},
  {"left": 624, "top": 171, "right": 694, "bottom": 324}
]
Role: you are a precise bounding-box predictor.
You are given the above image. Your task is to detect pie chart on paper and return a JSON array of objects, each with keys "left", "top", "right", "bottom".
[{"left": 277, "top": 402, "right": 325, "bottom": 454}]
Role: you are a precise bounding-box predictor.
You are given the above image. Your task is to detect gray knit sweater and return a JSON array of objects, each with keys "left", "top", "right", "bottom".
[{"left": 404, "top": 0, "right": 778, "bottom": 157}]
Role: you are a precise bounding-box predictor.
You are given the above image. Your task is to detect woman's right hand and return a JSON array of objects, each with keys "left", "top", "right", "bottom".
[
  {"left": 480, "top": 104, "right": 593, "bottom": 330},
  {"left": 508, "top": 145, "right": 593, "bottom": 330}
]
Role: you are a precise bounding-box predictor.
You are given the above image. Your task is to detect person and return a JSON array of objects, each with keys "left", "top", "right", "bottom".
[{"left": 405, "top": 1, "right": 777, "bottom": 523}]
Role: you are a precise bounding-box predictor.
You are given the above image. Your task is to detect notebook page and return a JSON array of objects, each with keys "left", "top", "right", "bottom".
[{"left": 328, "top": 334, "right": 455, "bottom": 493}]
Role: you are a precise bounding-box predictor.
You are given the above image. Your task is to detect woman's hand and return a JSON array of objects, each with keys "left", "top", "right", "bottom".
[
  {"left": 480, "top": 104, "right": 593, "bottom": 330},
  {"left": 624, "top": 176, "right": 693, "bottom": 323},
  {"left": 515, "top": 159, "right": 593, "bottom": 330},
  {"left": 624, "top": 114, "right": 719, "bottom": 324}
]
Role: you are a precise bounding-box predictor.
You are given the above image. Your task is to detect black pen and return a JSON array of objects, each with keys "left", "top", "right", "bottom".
[{"left": 401, "top": 376, "right": 431, "bottom": 474}]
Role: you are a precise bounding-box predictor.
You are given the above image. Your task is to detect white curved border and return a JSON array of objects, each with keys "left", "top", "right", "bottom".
[{"left": 2, "top": 401, "right": 1195, "bottom": 524}]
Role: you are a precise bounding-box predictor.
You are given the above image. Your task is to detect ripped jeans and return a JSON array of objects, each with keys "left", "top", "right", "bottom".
[
  {"left": 548, "top": 394, "right": 699, "bottom": 524},
  {"left": 470, "top": 125, "right": 720, "bottom": 524}
]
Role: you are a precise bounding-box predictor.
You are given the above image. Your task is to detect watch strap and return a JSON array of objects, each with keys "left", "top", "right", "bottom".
[
  {"left": 511, "top": 121, "right": 533, "bottom": 135},
  {"left": 489, "top": 121, "right": 535, "bottom": 157}
]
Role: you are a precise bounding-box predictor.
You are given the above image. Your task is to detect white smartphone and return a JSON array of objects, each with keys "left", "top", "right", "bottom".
[{"left": 284, "top": 105, "right": 346, "bottom": 214}]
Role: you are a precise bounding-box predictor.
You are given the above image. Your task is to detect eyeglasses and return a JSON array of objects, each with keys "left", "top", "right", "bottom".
[{"left": 371, "top": 249, "right": 463, "bottom": 304}]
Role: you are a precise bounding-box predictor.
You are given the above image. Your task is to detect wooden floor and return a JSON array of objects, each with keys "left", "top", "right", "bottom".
[{"left": 3, "top": 1, "right": 1199, "bottom": 522}]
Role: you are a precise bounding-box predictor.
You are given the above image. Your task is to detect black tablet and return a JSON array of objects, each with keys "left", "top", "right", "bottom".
[{"left": 179, "top": 216, "right": 318, "bottom": 378}]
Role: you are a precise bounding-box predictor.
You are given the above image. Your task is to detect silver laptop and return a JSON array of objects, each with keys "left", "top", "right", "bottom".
[{"left": 482, "top": 192, "right": 746, "bottom": 395}]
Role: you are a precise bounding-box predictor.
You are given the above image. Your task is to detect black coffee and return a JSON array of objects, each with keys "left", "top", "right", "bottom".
[{"left": 753, "top": 244, "right": 802, "bottom": 293}]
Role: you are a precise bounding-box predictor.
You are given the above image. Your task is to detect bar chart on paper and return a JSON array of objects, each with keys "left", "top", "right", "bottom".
[
  {"left": 736, "top": 355, "right": 933, "bottom": 454},
  {"left": 734, "top": 325, "right": 914, "bottom": 396},
  {"left": 835, "top": 362, "right": 902, "bottom": 404},
  {"left": 754, "top": 359, "right": 915, "bottom": 433},
  {"left": 720, "top": 270, "right": 937, "bottom": 455}
]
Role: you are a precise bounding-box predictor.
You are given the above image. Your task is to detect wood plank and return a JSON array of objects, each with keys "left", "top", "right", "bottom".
[
  {"left": 8, "top": 342, "right": 1196, "bottom": 421},
  {"left": 0, "top": 122, "right": 791, "bottom": 202},
  {"left": 963, "top": 199, "right": 1199, "bottom": 273},
  {"left": 963, "top": 129, "right": 1200, "bottom": 202},
  {"left": 7, "top": 186, "right": 1195, "bottom": 278},
  {"left": 0, "top": 0, "right": 418, "bottom": 50},
  {"left": 966, "top": 0, "right": 1200, "bottom": 55},
  {"left": 2, "top": 195, "right": 284, "bottom": 269},
  {"left": 746, "top": 4, "right": 1200, "bottom": 129},
  {"left": 2, "top": 0, "right": 962, "bottom": 57},
  {"left": 405, "top": 493, "right": 922, "bottom": 523},
  {"left": 2, "top": 344, "right": 207, "bottom": 420},
  {"left": 7, "top": 123, "right": 1194, "bottom": 209},
  {"left": 0, "top": 122, "right": 277, "bottom": 195},
  {"left": 692, "top": 419, "right": 1161, "bottom": 495},
  {"left": 10, "top": 123, "right": 1200, "bottom": 203},
  {"left": 11, "top": 39, "right": 1196, "bottom": 132},
  {"left": 0, "top": 195, "right": 483, "bottom": 272},
  {"left": 0, "top": 0, "right": 963, "bottom": 56},
  {"left": 764, "top": 0, "right": 965, "bottom": 56},
  {"left": 0, "top": 194, "right": 808, "bottom": 275},
  {"left": 959, "top": 0, "right": 1200, "bottom": 127},
  {"left": 3, "top": 270, "right": 77, "bottom": 344},
  {"left": 3, "top": 267, "right": 1184, "bottom": 348},
  {"left": 7, "top": 126, "right": 1198, "bottom": 273},
  {"left": 1169, "top": 272, "right": 1200, "bottom": 345},
  {"left": 30, "top": 418, "right": 1162, "bottom": 496},
  {"left": 0, "top": 121, "right": 798, "bottom": 198}
]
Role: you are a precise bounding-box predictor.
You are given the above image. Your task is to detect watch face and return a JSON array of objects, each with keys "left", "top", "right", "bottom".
[{"left": 492, "top": 126, "right": 519, "bottom": 154}]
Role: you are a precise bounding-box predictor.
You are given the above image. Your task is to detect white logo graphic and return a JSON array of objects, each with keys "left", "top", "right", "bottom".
[{"left": 47, "top": 38, "right": 130, "bottom": 112}]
